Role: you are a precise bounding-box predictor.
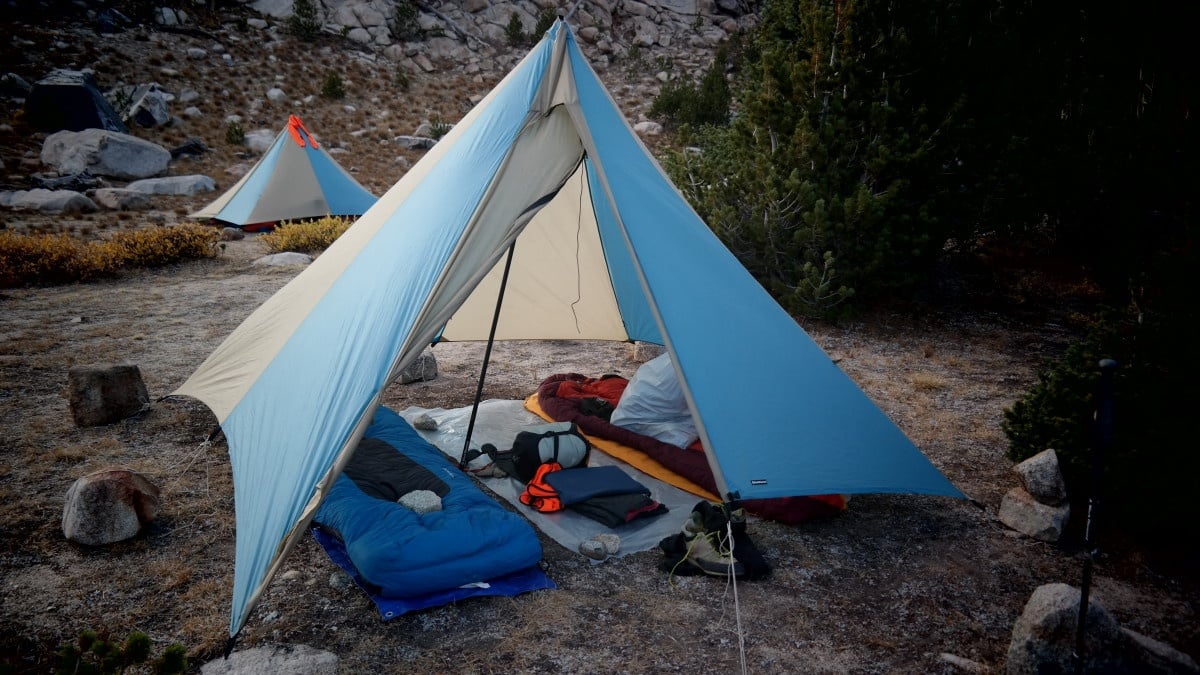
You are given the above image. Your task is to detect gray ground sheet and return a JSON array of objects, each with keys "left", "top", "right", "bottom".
[{"left": 398, "top": 400, "right": 704, "bottom": 560}]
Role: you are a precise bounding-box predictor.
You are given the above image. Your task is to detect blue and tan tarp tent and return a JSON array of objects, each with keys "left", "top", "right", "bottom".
[
  {"left": 175, "top": 21, "right": 964, "bottom": 638},
  {"left": 189, "top": 115, "right": 377, "bottom": 230}
]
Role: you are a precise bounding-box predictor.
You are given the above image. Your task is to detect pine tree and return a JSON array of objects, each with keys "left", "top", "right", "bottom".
[
  {"left": 391, "top": 0, "right": 420, "bottom": 40},
  {"left": 288, "top": 0, "right": 321, "bottom": 39},
  {"left": 650, "top": 46, "right": 731, "bottom": 129},
  {"left": 505, "top": 12, "right": 527, "bottom": 47},
  {"left": 664, "top": 0, "right": 978, "bottom": 314}
]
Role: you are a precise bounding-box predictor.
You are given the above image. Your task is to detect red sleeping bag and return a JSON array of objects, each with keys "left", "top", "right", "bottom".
[{"left": 534, "top": 373, "right": 846, "bottom": 525}]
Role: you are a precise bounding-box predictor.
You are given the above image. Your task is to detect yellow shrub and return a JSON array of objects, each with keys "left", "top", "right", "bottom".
[
  {"left": 0, "top": 232, "right": 99, "bottom": 286},
  {"left": 0, "top": 225, "right": 220, "bottom": 288},
  {"left": 108, "top": 225, "right": 221, "bottom": 268},
  {"left": 259, "top": 216, "right": 354, "bottom": 254}
]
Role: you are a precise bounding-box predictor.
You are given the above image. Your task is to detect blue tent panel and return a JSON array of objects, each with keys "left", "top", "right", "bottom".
[
  {"left": 219, "top": 138, "right": 289, "bottom": 225},
  {"left": 306, "top": 146, "right": 378, "bottom": 216},
  {"left": 215, "top": 42, "right": 555, "bottom": 635},
  {"left": 568, "top": 32, "right": 961, "bottom": 500},
  {"left": 587, "top": 158, "right": 661, "bottom": 344}
]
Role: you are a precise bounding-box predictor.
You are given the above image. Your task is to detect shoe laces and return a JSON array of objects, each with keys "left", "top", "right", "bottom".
[{"left": 691, "top": 528, "right": 734, "bottom": 559}]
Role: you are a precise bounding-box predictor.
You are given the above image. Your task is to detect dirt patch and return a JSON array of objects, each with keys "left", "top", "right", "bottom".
[{"left": 2, "top": 235, "right": 1196, "bottom": 674}]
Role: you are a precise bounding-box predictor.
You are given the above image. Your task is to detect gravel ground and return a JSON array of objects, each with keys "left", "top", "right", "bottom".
[{"left": 2, "top": 237, "right": 1197, "bottom": 673}]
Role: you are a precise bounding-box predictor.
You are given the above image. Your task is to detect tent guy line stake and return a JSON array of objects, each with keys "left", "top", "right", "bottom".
[
  {"left": 728, "top": 518, "right": 748, "bottom": 675},
  {"left": 459, "top": 241, "right": 517, "bottom": 469}
]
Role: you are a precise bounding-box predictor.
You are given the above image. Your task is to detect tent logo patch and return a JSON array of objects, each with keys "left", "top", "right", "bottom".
[{"left": 750, "top": 479, "right": 768, "bottom": 486}]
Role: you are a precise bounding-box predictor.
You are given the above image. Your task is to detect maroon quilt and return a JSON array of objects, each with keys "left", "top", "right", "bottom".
[{"left": 534, "top": 373, "right": 846, "bottom": 525}]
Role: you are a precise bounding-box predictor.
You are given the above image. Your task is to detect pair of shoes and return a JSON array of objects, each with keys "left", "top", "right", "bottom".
[
  {"left": 681, "top": 508, "right": 744, "bottom": 577},
  {"left": 684, "top": 530, "right": 744, "bottom": 576},
  {"left": 579, "top": 532, "right": 621, "bottom": 561}
]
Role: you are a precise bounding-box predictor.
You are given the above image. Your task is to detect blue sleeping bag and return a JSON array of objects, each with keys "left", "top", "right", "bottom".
[{"left": 314, "top": 407, "right": 542, "bottom": 598}]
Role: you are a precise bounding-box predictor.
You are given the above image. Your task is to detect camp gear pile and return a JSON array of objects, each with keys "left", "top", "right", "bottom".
[
  {"left": 518, "top": 463, "right": 669, "bottom": 525},
  {"left": 404, "top": 400, "right": 700, "bottom": 557},
  {"left": 531, "top": 373, "right": 849, "bottom": 524}
]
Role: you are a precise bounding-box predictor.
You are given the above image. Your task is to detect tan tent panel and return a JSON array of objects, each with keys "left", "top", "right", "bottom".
[{"left": 439, "top": 152, "right": 630, "bottom": 342}]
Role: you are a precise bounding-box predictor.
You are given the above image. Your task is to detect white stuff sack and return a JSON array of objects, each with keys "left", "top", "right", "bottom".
[{"left": 610, "top": 353, "right": 699, "bottom": 448}]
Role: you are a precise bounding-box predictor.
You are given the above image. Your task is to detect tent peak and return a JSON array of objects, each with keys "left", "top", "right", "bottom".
[{"left": 287, "top": 114, "right": 319, "bottom": 148}]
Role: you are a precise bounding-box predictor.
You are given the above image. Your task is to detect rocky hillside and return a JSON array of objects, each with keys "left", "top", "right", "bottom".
[{"left": 0, "top": 0, "right": 748, "bottom": 228}]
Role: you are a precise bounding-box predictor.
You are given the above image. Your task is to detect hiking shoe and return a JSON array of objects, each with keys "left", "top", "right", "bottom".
[
  {"left": 725, "top": 506, "right": 747, "bottom": 536},
  {"left": 687, "top": 501, "right": 734, "bottom": 534},
  {"left": 726, "top": 506, "right": 746, "bottom": 524},
  {"left": 684, "top": 529, "right": 744, "bottom": 577},
  {"left": 682, "top": 510, "right": 707, "bottom": 537}
]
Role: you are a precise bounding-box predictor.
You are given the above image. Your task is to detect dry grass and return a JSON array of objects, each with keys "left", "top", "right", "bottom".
[
  {"left": 47, "top": 446, "right": 87, "bottom": 466},
  {"left": 909, "top": 371, "right": 949, "bottom": 391}
]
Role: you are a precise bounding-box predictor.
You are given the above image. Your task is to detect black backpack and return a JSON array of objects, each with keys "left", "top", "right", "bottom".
[{"left": 477, "top": 422, "right": 591, "bottom": 483}]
